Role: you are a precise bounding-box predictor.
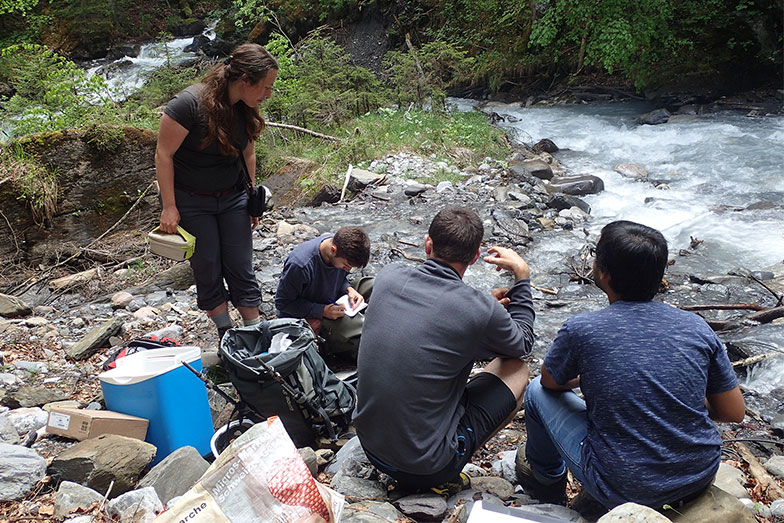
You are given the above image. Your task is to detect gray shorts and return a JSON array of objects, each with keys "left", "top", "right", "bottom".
[{"left": 175, "top": 187, "right": 261, "bottom": 311}]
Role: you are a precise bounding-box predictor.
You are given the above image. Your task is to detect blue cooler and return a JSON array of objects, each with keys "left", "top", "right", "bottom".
[{"left": 98, "top": 347, "right": 214, "bottom": 465}]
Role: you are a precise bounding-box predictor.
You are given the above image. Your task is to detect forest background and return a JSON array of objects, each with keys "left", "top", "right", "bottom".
[{"left": 0, "top": 0, "right": 782, "bottom": 221}]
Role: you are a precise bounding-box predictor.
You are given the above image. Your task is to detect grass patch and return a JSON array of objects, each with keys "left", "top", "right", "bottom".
[
  {"left": 256, "top": 107, "right": 508, "bottom": 193},
  {"left": 0, "top": 142, "right": 58, "bottom": 224}
]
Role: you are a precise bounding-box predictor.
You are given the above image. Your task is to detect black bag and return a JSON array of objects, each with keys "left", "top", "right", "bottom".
[
  {"left": 237, "top": 148, "right": 271, "bottom": 218},
  {"left": 219, "top": 318, "right": 356, "bottom": 447}
]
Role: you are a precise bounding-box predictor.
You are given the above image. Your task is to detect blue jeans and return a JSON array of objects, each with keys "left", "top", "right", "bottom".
[{"left": 524, "top": 377, "right": 599, "bottom": 499}]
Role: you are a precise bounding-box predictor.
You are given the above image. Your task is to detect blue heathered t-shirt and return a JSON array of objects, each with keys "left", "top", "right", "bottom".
[{"left": 544, "top": 300, "right": 738, "bottom": 508}]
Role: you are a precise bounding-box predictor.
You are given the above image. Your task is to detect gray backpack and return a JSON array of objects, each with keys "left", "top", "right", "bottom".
[{"left": 219, "top": 318, "right": 356, "bottom": 447}]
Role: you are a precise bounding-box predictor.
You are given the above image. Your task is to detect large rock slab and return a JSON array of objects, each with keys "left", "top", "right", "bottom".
[
  {"left": 106, "top": 486, "right": 163, "bottom": 521},
  {"left": 713, "top": 462, "right": 748, "bottom": 498},
  {"left": 48, "top": 434, "right": 156, "bottom": 497},
  {"left": 65, "top": 317, "right": 124, "bottom": 360},
  {"left": 348, "top": 168, "right": 386, "bottom": 192},
  {"left": 0, "top": 293, "right": 31, "bottom": 318},
  {"left": 664, "top": 485, "right": 757, "bottom": 522},
  {"left": 0, "top": 443, "right": 47, "bottom": 501},
  {"left": 137, "top": 446, "right": 209, "bottom": 506},
  {"left": 510, "top": 159, "right": 553, "bottom": 181},
  {"left": 1, "top": 385, "right": 71, "bottom": 409}
]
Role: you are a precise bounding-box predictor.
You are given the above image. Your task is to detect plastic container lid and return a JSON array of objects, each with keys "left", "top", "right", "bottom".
[{"left": 98, "top": 346, "right": 201, "bottom": 386}]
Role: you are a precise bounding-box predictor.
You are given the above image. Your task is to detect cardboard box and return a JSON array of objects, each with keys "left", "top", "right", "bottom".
[{"left": 46, "top": 407, "right": 149, "bottom": 441}]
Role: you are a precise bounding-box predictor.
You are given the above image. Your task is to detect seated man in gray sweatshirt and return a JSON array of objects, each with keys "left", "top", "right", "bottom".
[{"left": 354, "top": 206, "right": 535, "bottom": 495}]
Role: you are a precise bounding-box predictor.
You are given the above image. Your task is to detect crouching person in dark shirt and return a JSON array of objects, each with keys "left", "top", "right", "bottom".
[
  {"left": 519, "top": 220, "right": 745, "bottom": 509},
  {"left": 354, "top": 206, "right": 535, "bottom": 496},
  {"left": 275, "top": 226, "right": 371, "bottom": 356}
]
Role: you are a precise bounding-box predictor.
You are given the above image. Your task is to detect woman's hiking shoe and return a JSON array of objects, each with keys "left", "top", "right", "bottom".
[
  {"left": 430, "top": 472, "right": 471, "bottom": 497},
  {"left": 516, "top": 455, "right": 567, "bottom": 505}
]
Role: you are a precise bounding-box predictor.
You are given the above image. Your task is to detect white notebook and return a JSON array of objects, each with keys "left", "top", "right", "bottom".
[{"left": 335, "top": 294, "right": 367, "bottom": 317}]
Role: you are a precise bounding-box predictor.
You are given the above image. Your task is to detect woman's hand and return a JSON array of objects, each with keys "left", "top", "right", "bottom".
[
  {"left": 250, "top": 216, "right": 259, "bottom": 230},
  {"left": 160, "top": 206, "right": 180, "bottom": 233}
]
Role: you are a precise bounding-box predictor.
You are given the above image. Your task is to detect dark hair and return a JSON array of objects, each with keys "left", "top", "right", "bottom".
[
  {"left": 428, "top": 206, "right": 484, "bottom": 264},
  {"left": 333, "top": 227, "right": 370, "bottom": 267},
  {"left": 595, "top": 220, "right": 668, "bottom": 301},
  {"left": 199, "top": 43, "right": 278, "bottom": 156}
]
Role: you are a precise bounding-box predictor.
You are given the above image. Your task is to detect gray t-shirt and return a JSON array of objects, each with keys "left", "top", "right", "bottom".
[
  {"left": 163, "top": 84, "right": 248, "bottom": 192},
  {"left": 545, "top": 300, "right": 738, "bottom": 507},
  {"left": 354, "top": 259, "right": 535, "bottom": 473}
]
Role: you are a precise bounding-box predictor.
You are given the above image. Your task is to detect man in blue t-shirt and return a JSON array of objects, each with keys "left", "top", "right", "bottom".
[{"left": 520, "top": 220, "right": 745, "bottom": 509}]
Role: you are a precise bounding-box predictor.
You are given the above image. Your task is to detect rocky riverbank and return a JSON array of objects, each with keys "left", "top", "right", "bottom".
[{"left": 1, "top": 140, "right": 784, "bottom": 522}]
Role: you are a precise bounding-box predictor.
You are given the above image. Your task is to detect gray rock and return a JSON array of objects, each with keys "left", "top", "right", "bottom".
[
  {"left": 597, "top": 502, "right": 669, "bottom": 522},
  {"left": 404, "top": 183, "right": 429, "bottom": 197},
  {"left": 144, "top": 291, "right": 168, "bottom": 307},
  {"left": 664, "top": 485, "right": 756, "bottom": 522},
  {"left": 764, "top": 455, "right": 784, "bottom": 479},
  {"left": 63, "top": 516, "right": 95, "bottom": 523},
  {"left": 547, "top": 193, "right": 591, "bottom": 214},
  {"left": 394, "top": 493, "right": 447, "bottom": 520},
  {"left": 342, "top": 500, "right": 405, "bottom": 522},
  {"left": 330, "top": 471, "right": 387, "bottom": 499},
  {"left": 0, "top": 293, "right": 32, "bottom": 318},
  {"left": 298, "top": 447, "right": 318, "bottom": 477},
  {"left": 533, "top": 139, "right": 559, "bottom": 154},
  {"left": 713, "top": 462, "right": 748, "bottom": 499},
  {"left": 13, "top": 361, "right": 48, "bottom": 373},
  {"left": 490, "top": 450, "right": 517, "bottom": 483},
  {"left": 349, "top": 168, "right": 386, "bottom": 191},
  {"left": 470, "top": 476, "right": 514, "bottom": 500},
  {"left": 492, "top": 209, "right": 530, "bottom": 239},
  {"left": 559, "top": 206, "right": 589, "bottom": 222},
  {"left": 106, "top": 486, "right": 163, "bottom": 521},
  {"left": 1, "top": 385, "right": 71, "bottom": 408},
  {"left": 436, "top": 181, "right": 454, "bottom": 193},
  {"left": 49, "top": 434, "right": 156, "bottom": 497},
  {"left": 3, "top": 407, "right": 49, "bottom": 437},
  {"left": 770, "top": 499, "right": 784, "bottom": 521},
  {"left": 740, "top": 498, "right": 771, "bottom": 518},
  {"left": 546, "top": 175, "right": 605, "bottom": 196},
  {"left": 637, "top": 108, "right": 671, "bottom": 125},
  {"left": 508, "top": 191, "right": 534, "bottom": 208},
  {"left": 517, "top": 159, "right": 553, "bottom": 181},
  {"left": 614, "top": 163, "right": 649, "bottom": 180},
  {"left": 66, "top": 317, "right": 124, "bottom": 360},
  {"left": 137, "top": 446, "right": 209, "bottom": 506},
  {"left": 0, "top": 416, "right": 19, "bottom": 444},
  {"left": 126, "top": 298, "right": 146, "bottom": 312},
  {"left": 325, "top": 436, "right": 369, "bottom": 476},
  {"left": 110, "top": 291, "right": 134, "bottom": 309},
  {"left": 54, "top": 481, "right": 103, "bottom": 519},
  {"left": 462, "top": 463, "right": 488, "bottom": 478},
  {"left": 315, "top": 448, "right": 334, "bottom": 467},
  {"left": 493, "top": 185, "right": 511, "bottom": 202},
  {"left": 0, "top": 443, "right": 47, "bottom": 501}
]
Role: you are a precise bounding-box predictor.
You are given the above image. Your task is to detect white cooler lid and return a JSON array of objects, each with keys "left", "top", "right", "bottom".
[{"left": 98, "top": 346, "right": 202, "bottom": 386}]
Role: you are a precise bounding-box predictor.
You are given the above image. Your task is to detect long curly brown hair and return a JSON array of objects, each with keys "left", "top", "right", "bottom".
[{"left": 199, "top": 43, "right": 278, "bottom": 157}]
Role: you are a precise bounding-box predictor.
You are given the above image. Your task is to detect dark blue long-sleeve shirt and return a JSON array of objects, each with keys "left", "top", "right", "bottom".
[{"left": 275, "top": 234, "right": 350, "bottom": 319}]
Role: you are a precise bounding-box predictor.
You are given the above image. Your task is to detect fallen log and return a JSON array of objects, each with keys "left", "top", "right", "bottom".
[
  {"left": 681, "top": 303, "right": 767, "bottom": 312},
  {"left": 734, "top": 442, "right": 784, "bottom": 501},
  {"left": 266, "top": 122, "right": 340, "bottom": 142}
]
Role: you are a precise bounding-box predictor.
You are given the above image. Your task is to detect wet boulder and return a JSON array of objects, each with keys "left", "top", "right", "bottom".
[
  {"left": 184, "top": 35, "right": 210, "bottom": 54},
  {"left": 547, "top": 194, "right": 591, "bottom": 214},
  {"left": 106, "top": 44, "right": 140, "bottom": 61},
  {"left": 614, "top": 163, "right": 648, "bottom": 180},
  {"left": 637, "top": 108, "right": 671, "bottom": 125},
  {"left": 546, "top": 175, "right": 604, "bottom": 196},
  {"left": 533, "top": 139, "right": 559, "bottom": 154},
  {"left": 509, "top": 159, "right": 553, "bottom": 181}
]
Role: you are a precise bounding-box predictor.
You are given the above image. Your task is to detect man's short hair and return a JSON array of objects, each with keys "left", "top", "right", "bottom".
[
  {"left": 333, "top": 226, "right": 370, "bottom": 267},
  {"left": 595, "top": 220, "right": 668, "bottom": 301},
  {"left": 428, "top": 206, "right": 484, "bottom": 265}
]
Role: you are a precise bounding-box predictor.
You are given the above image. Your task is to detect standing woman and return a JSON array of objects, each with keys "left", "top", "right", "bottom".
[{"left": 155, "top": 44, "right": 278, "bottom": 342}]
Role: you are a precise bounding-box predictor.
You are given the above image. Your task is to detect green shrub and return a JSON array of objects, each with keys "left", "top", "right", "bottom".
[{"left": 0, "top": 142, "right": 57, "bottom": 224}]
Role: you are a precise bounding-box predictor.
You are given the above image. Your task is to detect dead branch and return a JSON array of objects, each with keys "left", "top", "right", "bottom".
[
  {"left": 266, "top": 122, "right": 340, "bottom": 142},
  {"left": 746, "top": 306, "right": 784, "bottom": 324},
  {"left": 734, "top": 442, "right": 784, "bottom": 500},
  {"left": 532, "top": 283, "right": 558, "bottom": 296},
  {"left": 681, "top": 304, "right": 767, "bottom": 312},
  {"left": 390, "top": 247, "right": 425, "bottom": 263},
  {"left": 731, "top": 353, "right": 779, "bottom": 368},
  {"left": 0, "top": 209, "right": 20, "bottom": 258}
]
